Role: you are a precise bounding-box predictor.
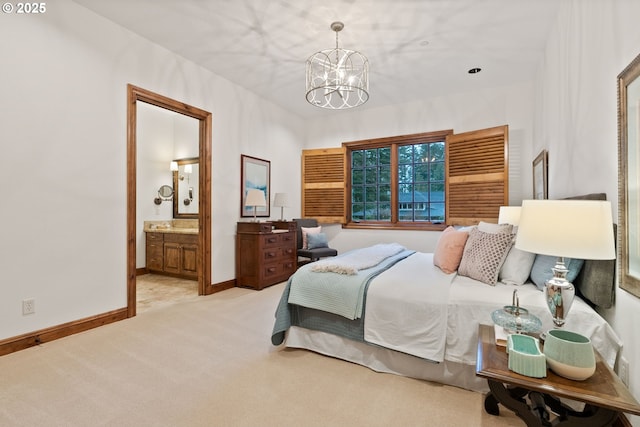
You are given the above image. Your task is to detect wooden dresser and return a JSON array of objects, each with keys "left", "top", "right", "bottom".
[{"left": 236, "top": 221, "right": 296, "bottom": 290}]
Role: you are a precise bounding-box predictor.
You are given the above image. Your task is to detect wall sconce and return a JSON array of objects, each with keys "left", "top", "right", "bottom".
[
  {"left": 183, "top": 187, "right": 193, "bottom": 206},
  {"left": 171, "top": 162, "right": 192, "bottom": 183},
  {"left": 153, "top": 184, "right": 173, "bottom": 205}
]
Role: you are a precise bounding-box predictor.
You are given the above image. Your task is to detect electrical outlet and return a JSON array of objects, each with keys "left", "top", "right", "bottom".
[
  {"left": 619, "top": 356, "right": 630, "bottom": 386},
  {"left": 22, "top": 299, "right": 35, "bottom": 315}
]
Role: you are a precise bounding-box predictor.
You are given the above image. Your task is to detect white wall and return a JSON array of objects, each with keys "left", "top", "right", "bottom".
[
  {"left": 534, "top": 1, "right": 640, "bottom": 425},
  {"left": 303, "top": 81, "right": 535, "bottom": 253},
  {"left": 0, "top": 0, "right": 305, "bottom": 339}
]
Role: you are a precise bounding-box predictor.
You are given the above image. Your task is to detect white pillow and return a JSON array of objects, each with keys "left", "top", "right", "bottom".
[
  {"left": 499, "top": 247, "right": 536, "bottom": 285},
  {"left": 478, "top": 221, "right": 534, "bottom": 285},
  {"left": 301, "top": 226, "right": 322, "bottom": 249},
  {"left": 478, "top": 221, "right": 513, "bottom": 234}
]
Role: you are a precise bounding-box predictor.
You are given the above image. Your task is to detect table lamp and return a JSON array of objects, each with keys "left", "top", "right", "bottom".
[
  {"left": 498, "top": 206, "right": 521, "bottom": 226},
  {"left": 245, "top": 189, "right": 266, "bottom": 222},
  {"left": 515, "top": 200, "right": 615, "bottom": 327},
  {"left": 273, "top": 193, "right": 288, "bottom": 221}
]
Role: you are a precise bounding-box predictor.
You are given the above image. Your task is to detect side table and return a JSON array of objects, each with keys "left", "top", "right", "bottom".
[{"left": 476, "top": 324, "right": 640, "bottom": 426}]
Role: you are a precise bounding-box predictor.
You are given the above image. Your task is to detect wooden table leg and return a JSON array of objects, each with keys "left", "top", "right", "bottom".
[
  {"left": 487, "top": 380, "right": 546, "bottom": 426},
  {"left": 485, "top": 380, "right": 621, "bottom": 427}
]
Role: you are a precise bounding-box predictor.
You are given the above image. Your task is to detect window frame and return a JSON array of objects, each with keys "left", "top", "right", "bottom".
[{"left": 343, "top": 130, "right": 452, "bottom": 231}]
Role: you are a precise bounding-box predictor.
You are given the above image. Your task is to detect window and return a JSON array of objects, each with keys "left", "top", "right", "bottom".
[
  {"left": 350, "top": 139, "right": 446, "bottom": 224},
  {"left": 344, "top": 131, "right": 449, "bottom": 229},
  {"left": 301, "top": 125, "right": 508, "bottom": 229}
]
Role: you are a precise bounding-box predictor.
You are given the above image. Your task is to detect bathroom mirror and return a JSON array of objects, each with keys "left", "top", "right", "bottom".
[
  {"left": 618, "top": 52, "right": 640, "bottom": 298},
  {"left": 173, "top": 157, "right": 199, "bottom": 219},
  {"left": 154, "top": 184, "right": 174, "bottom": 205}
]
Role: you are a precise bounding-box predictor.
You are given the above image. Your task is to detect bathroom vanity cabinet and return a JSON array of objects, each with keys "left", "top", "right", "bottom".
[{"left": 145, "top": 231, "right": 198, "bottom": 280}]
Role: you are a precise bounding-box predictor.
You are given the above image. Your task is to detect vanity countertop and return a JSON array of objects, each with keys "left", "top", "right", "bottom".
[
  {"left": 144, "top": 226, "right": 198, "bottom": 235},
  {"left": 144, "top": 220, "right": 198, "bottom": 235}
]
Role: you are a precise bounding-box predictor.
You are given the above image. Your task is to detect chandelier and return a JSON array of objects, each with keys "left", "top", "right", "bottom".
[{"left": 305, "top": 22, "right": 369, "bottom": 109}]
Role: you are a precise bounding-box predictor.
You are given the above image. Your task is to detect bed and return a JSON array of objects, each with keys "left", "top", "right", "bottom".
[{"left": 271, "top": 223, "right": 622, "bottom": 393}]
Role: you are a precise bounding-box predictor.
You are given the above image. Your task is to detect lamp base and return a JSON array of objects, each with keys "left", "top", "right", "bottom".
[{"left": 545, "top": 257, "right": 575, "bottom": 328}]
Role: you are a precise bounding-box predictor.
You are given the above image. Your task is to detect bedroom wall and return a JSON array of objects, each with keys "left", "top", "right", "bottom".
[
  {"left": 303, "top": 81, "right": 535, "bottom": 253},
  {"left": 533, "top": 1, "right": 640, "bottom": 424},
  {"left": 0, "top": 0, "right": 305, "bottom": 339}
]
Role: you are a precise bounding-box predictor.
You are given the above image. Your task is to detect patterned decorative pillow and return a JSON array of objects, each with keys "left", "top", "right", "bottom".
[
  {"left": 301, "top": 226, "right": 322, "bottom": 249},
  {"left": 433, "top": 226, "right": 469, "bottom": 274},
  {"left": 458, "top": 227, "right": 514, "bottom": 285}
]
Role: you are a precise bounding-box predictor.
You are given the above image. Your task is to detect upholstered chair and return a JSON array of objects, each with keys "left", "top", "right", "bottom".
[{"left": 293, "top": 218, "right": 338, "bottom": 266}]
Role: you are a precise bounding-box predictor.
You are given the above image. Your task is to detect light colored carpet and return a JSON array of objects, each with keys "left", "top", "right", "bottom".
[{"left": 0, "top": 283, "right": 522, "bottom": 427}]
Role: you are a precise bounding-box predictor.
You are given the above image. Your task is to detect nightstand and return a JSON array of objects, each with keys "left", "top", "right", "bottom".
[{"left": 476, "top": 324, "right": 640, "bottom": 426}]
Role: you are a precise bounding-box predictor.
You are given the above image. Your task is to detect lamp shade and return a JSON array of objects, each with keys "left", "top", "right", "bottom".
[
  {"left": 245, "top": 189, "right": 266, "bottom": 207},
  {"left": 273, "top": 192, "right": 288, "bottom": 207},
  {"left": 515, "top": 200, "right": 615, "bottom": 260},
  {"left": 170, "top": 161, "right": 178, "bottom": 171},
  {"left": 498, "top": 206, "right": 521, "bottom": 226}
]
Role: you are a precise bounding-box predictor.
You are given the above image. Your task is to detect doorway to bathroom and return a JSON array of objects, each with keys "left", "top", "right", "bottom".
[{"left": 126, "top": 84, "right": 213, "bottom": 318}]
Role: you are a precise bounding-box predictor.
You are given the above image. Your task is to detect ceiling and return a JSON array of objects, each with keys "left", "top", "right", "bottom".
[{"left": 73, "top": 0, "right": 563, "bottom": 119}]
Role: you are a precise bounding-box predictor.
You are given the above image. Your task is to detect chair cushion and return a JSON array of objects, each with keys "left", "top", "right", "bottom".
[{"left": 298, "top": 247, "right": 338, "bottom": 260}]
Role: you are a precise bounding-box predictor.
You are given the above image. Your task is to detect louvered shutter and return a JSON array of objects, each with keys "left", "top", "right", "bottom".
[
  {"left": 301, "top": 148, "right": 347, "bottom": 224},
  {"left": 445, "top": 125, "right": 509, "bottom": 225}
]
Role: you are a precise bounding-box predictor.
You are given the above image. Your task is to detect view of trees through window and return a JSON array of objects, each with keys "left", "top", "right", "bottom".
[{"left": 351, "top": 141, "right": 445, "bottom": 223}]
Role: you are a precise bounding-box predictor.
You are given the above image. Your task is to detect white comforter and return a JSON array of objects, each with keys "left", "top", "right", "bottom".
[{"left": 363, "top": 253, "right": 622, "bottom": 368}]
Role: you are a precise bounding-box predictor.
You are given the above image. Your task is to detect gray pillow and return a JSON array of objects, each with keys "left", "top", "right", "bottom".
[
  {"left": 530, "top": 255, "right": 585, "bottom": 290},
  {"left": 307, "top": 232, "right": 329, "bottom": 249}
]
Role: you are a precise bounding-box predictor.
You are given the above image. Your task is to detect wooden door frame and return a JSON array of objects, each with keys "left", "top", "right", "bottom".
[{"left": 127, "top": 84, "right": 213, "bottom": 318}]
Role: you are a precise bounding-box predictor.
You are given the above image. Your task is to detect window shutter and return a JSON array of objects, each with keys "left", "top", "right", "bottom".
[
  {"left": 301, "top": 147, "right": 347, "bottom": 224},
  {"left": 445, "top": 125, "right": 508, "bottom": 226}
]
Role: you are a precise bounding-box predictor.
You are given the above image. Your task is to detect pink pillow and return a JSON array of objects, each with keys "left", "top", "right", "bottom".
[
  {"left": 301, "top": 226, "right": 322, "bottom": 249},
  {"left": 433, "top": 226, "right": 469, "bottom": 274}
]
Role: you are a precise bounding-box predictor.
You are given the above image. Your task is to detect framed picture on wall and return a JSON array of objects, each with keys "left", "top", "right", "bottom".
[
  {"left": 532, "top": 150, "right": 548, "bottom": 199},
  {"left": 241, "top": 154, "right": 270, "bottom": 218}
]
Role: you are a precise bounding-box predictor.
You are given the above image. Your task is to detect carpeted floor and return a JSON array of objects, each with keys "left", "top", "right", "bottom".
[{"left": 0, "top": 283, "right": 522, "bottom": 427}]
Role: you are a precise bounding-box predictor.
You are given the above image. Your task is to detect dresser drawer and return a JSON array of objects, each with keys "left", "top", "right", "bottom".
[
  {"left": 260, "top": 233, "right": 284, "bottom": 248},
  {"left": 262, "top": 261, "right": 295, "bottom": 281}
]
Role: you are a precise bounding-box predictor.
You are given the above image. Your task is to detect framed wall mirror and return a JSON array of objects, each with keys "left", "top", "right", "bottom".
[
  {"left": 618, "top": 52, "right": 640, "bottom": 298},
  {"left": 173, "top": 157, "right": 199, "bottom": 219}
]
